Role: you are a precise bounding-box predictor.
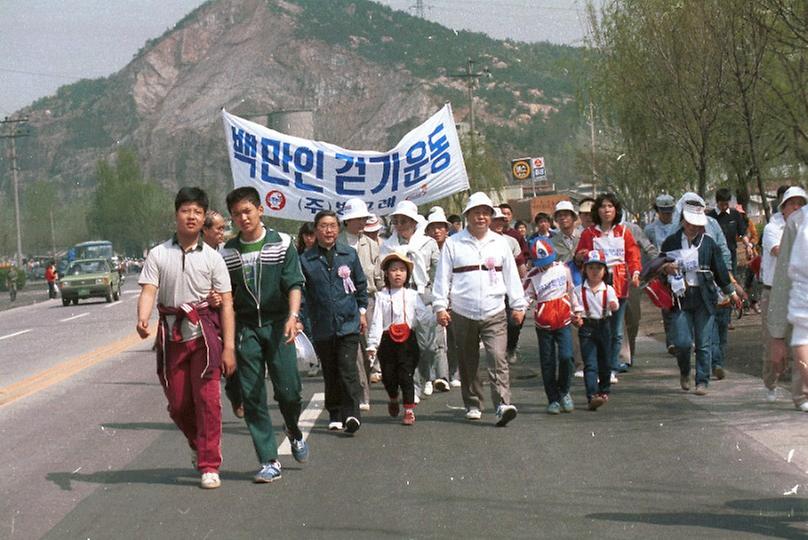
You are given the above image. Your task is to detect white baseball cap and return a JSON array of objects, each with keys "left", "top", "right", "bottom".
[
  {"left": 341, "top": 198, "right": 371, "bottom": 222},
  {"left": 779, "top": 186, "right": 808, "bottom": 210},
  {"left": 390, "top": 200, "right": 421, "bottom": 223},
  {"left": 492, "top": 207, "right": 507, "bottom": 220},
  {"left": 553, "top": 200, "right": 577, "bottom": 217},
  {"left": 682, "top": 199, "right": 707, "bottom": 226},
  {"left": 462, "top": 192, "right": 495, "bottom": 215}
]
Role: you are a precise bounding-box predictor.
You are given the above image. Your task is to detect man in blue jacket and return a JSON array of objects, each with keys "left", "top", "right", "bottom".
[{"left": 301, "top": 210, "right": 368, "bottom": 434}]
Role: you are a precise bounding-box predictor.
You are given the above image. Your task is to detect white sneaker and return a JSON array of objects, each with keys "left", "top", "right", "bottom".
[
  {"left": 799, "top": 402, "right": 808, "bottom": 412},
  {"left": 423, "top": 381, "right": 433, "bottom": 396},
  {"left": 450, "top": 379, "right": 462, "bottom": 388},
  {"left": 414, "top": 394, "right": 421, "bottom": 404},
  {"left": 200, "top": 472, "right": 221, "bottom": 489},
  {"left": 465, "top": 408, "right": 482, "bottom": 420},
  {"left": 610, "top": 372, "right": 619, "bottom": 384},
  {"left": 433, "top": 378, "right": 450, "bottom": 392},
  {"left": 574, "top": 370, "right": 584, "bottom": 379},
  {"left": 328, "top": 421, "right": 343, "bottom": 431},
  {"left": 359, "top": 402, "right": 370, "bottom": 411},
  {"left": 766, "top": 388, "right": 778, "bottom": 402}
]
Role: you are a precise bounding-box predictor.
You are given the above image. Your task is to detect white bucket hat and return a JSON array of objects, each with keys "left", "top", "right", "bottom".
[
  {"left": 553, "top": 200, "right": 577, "bottom": 218},
  {"left": 779, "top": 186, "right": 808, "bottom": 210},
  {"left": 390, "top": 200, "right": 421, "bottom": 223},
  {"left": 341, "top": 198, "right": 371, "bottom": 221},
  {"left": 364, "top": 213, "right": 382, "bottom": 233},
  {"left": 463, "top": 192, "right": 495, "bottom": 215},
  {"left": 426, "top": 210, "right": 450, "bottom": 227}
]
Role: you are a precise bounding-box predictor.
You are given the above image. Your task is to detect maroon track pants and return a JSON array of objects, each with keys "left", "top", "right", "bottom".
[{"left": 160, "top": 336, "right": 222, "bottom": 473}]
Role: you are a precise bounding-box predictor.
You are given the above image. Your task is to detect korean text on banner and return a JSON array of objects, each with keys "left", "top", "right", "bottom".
[{"left": 222, "top": 104, "right": 469, "bottom": 221}]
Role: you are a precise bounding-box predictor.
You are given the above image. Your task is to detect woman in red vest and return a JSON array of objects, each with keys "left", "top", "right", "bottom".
[{"left": 575, "top": 193, "right": 641, "bottom": 380}]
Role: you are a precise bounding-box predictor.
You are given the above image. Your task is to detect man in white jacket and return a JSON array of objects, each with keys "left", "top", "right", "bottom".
[{"left": 432, "top": 192, "right": 527, "bottom": 426}]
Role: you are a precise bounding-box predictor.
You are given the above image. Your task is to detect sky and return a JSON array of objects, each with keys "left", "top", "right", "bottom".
[{"left": 0, "top": 0, "right": 595, "bottom": 116}]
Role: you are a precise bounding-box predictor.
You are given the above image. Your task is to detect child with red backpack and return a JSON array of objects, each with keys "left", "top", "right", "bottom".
[
  {"left": 573, "top": 250, "right": 620, "bottom": 410},
  {"left": 366, "top": 252, "right": 432, "bottom": 426},
  {"left": 524, "top": 239, "right": 580, "bottom": 414}
]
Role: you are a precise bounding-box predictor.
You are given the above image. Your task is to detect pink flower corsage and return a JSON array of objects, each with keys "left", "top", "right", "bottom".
[
  {"left": 338, "top": 264, "right": 356, "bottom": 294},
  {"left": 485, "top": 257, "right": 498, "bottom": 285}
]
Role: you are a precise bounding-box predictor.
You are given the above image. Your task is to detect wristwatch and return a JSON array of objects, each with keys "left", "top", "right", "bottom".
[{"left": 288, "top": 312, "right": 299, "bottom": 320}]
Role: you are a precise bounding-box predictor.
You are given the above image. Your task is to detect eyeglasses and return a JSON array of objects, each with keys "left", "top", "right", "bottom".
[{"left": 316, "top": 223, "right": 339, "bottom": 231}]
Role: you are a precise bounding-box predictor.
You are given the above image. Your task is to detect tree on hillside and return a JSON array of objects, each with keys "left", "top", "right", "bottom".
[{"left": 87, "top": 149, "right": 173, "bottom": 256}]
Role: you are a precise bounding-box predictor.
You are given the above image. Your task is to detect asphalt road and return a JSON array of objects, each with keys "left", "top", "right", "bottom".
[{"left": 1, "top": 288, "right": 807, "bottom": 539}]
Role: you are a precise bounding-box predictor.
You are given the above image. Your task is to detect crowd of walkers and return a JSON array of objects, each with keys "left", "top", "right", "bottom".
[{"left": 135, "top": 183, "right": 807, "bottom": 489}]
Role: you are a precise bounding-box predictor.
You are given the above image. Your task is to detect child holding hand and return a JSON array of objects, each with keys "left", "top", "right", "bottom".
[
  {"left": 573, "top": 250, "right": 620, "bottom": 410},
  {"left": 366, "top": 252, "right": 432, "bottom": 425},
  {"left": 523, "top": 239, "right": 580, "bottom": 414}
]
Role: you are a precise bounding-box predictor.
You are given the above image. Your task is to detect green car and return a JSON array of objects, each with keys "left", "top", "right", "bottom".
[{"left": 59, "top": 258, "right": 122, "bottom": 306}]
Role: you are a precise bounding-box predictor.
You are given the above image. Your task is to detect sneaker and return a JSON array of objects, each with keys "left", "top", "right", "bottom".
[
  {"left": 286, "top": 430, "right": 309, "bottom": 464},
  {"left": 546, "top": 402, "right": 561, "bottom": 415},
  {"left": 306, "top": 365, "right": 320, "bottom": 377},
  {"left": 232, "top": 403, "right": 245, "bottom": 418},
  {"left": 254, "top": 461, "right": 282, "bottom": 483},
  {"left": 694, "top": 385, "right": 708, "bottom": 396},
  {"left": 414, "top": 394, "right": 420, "bottom": 404},
  {"left": 506, "top": 351, "right": 519, "bottom": 365},
  {"left": 574, "top": 370, "right": 584, "bottom": 379},
  {"left": 610, "top": 372, "right": 619, "bottom": 384},
  {"left": 765, "top": 388, "right": 778, "bottom": 402},
  {"left": 798, "top": 402, "right": 808, "bottom": 412},
  {"left": 200, "top": 471, "right": 221, "bottom": 489},
  {"left": 465, "top": 407, "right": 482, "bottom": 420},
  {"left": 588, "top": 394, "right": 605, "bottom": 411},
  {"left": 344, "top": 416, "right": 361, "bottom": 434},
  {"left": 495, "top": 404, "right": 518, "bottom": 427},
  {"left": 560, "top": 394, "right": 574, "bottom": 413},
  {"left": 402, "top": 409, "right": 415, "bottom": 426},
  {"left": 433, "top": 378, "right": 450, "bottom": 392},
  {"left": 667, "top": 345, "right": 677, "bottom": 356},
  {"left": 680, "top": 375, "right": 690, "bottom": 391},
  {"left": 450, "top": 378, "right": 462, "bottom": 388},
  {"left": 616, "top": 362, "right": 630, "bottom": 373},
  {"left": 713, "top": 366, "right": 726, "bottom": 380},
  {"left": 388, "top": 399, "right": 400, "bottom": 417},
  {"left": 328, "top": 420, "right": 343, "bottom": 431},
  {"left": 369, "top": 372, "right": 382, "bottom": 384},
  {"left": 359, "top": 402, "right": 370, "bottom": 411},
  {"left": 423, "top": 381, "right": 433, "bottom": 396}
]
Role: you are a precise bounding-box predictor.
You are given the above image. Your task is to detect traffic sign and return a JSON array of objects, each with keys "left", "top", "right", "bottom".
[{"left": 511, "top": 158, "right": 531, "bottom": 181}]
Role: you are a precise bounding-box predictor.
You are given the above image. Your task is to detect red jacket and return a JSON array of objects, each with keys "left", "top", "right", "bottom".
[{"left": 576, "top": 224, "right": 641, "bottom": 299}]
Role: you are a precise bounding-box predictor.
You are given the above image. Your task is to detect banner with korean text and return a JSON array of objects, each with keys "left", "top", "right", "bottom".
[{"left": 222, "top": 104, "right": 469, "bottom": 221}]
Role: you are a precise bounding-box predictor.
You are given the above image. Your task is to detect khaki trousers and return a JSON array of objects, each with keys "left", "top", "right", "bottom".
[{"left": 451, "top": 309, "right": 510, "bottom": 410}]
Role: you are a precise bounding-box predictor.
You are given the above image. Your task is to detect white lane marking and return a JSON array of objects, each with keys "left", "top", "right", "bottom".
[
  {"left": 60, "top": 312, "right": 89, "bottom": 322},
  {"left": 104, "top": 300, "right": 123, "bottom": 309},
  {"left": 124, "top": 290, "right": 140, "bottom": 295},
  {"left": 0, "top": 329, "right": 32, "bottom": 341},
  {"left": 278, "top": 392, "right": 324, "bottom": 456}
]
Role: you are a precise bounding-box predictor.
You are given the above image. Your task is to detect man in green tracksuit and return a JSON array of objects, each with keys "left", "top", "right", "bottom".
[{"left": 223, "top": 186, "right": 309, "bottom": 484}]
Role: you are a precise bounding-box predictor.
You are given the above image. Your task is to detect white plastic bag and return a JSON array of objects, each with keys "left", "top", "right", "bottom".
[{"left": 294, "top": 332, "right": 318, "bottom": 373}]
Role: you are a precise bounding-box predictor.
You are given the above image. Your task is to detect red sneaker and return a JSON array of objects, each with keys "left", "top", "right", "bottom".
[
  {"left": 402, "top": 409, "right": 415, "bottom": 426},
  {"left": 388, "top": 400, "right": 400, "bottom": 418}
]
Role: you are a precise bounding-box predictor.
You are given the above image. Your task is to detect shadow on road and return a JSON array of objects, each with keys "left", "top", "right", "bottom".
[
  {"left": 588, "top": 497, "right": 808, "bottom": 539},
  {"left": 100, "top": 421, "right": 250, "bottom": 436},
  {"left": 46, "top": 468, "right": 254, "bottom": 490}
]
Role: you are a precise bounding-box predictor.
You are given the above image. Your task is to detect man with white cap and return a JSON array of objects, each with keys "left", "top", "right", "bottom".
[
  {"left": 492, "top": 207, "right": 527, "bottom": 364},
  {"left": 762, "top": 186, "right": 807, "bottom": 404},
  {"left": 645, "top": 194, "right": 677, "bottom": 250},
  {"left": 425, "top": 208, "right": 455, "bottom": 388},
  {"left": 364, "top": 214, "right": 383, "bottom": 245},
  {"left": 381, "top": 200, "right": 443, "bottom": 398},
  {"left": 661, "top": 198, "right": 741, "bottom": 395},
  {"left": 339, "top": 198, "right": 385, "bottom": 409},
  {"left": 432, "top": 192, "right": 527, "bottom": 425}
]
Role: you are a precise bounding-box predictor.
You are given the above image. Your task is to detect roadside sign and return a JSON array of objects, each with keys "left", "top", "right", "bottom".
[
  {"left": 511, "top": 158, "right": 531, "bottom": 181},
  {"left": 532, "top": 157, "right": 545, "bottom": 170},
  {"left": 533, "top": 167, "right": 546, "bottom": 178}
]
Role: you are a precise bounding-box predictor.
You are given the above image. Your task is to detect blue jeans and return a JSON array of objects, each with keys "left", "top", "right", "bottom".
[
  {"left": 670, "top": 305, "right": 715, "bottom": 387},
  {"left": 608, "top": 298, "right": 628, "bottom": 371},
  {"left": 711, "top": 306, "right": 730, "bottom": 369},
  {"left": 579, "top": 319, "right": 612, "bottom": 399},
  {"left": 535, "top": 325, "right": 574, "bottom": 403}
]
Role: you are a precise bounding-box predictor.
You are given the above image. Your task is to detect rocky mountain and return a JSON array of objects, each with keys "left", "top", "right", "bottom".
[{"left": 3, "top": 0, "right": 583, "bottom": 206}]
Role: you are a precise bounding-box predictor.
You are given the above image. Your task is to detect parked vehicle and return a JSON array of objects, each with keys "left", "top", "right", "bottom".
[{"left": 59, "top": 258, "right": 121, "bottom": 306}]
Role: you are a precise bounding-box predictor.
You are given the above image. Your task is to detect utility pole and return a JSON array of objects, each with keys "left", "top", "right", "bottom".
[
  {"left": 588, "top": 98, "right": 597, "bottom": 197},
  {"left": 409, "top": 0, "right": 428, "bottom": 18},
  {"left": 451, "top": 59, "right": 490, "bottom": 164},
  {"left": 1, "top": 116, "right": 29, "bottom": 266}
]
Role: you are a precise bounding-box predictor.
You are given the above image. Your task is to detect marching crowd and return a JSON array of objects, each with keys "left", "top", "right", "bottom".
[{"left": 135, "top": 183, "right": 808, "bottom": 490}]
